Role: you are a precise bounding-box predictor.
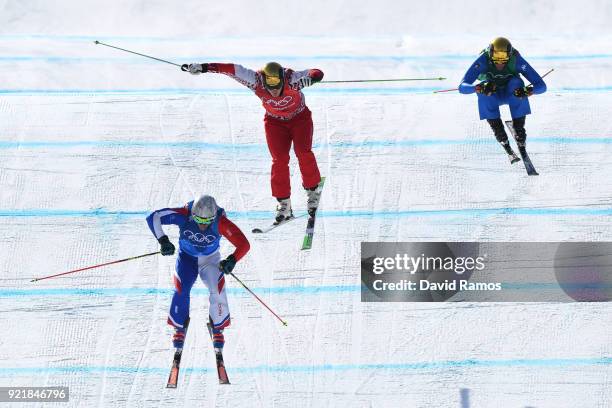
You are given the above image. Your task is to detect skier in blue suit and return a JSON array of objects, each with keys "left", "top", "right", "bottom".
[
  {"left": 147, "top": 194, "right": 250, "bottom": 352},
  {"left": 459, "top": 37, "right": 547, "bottom": 161}
]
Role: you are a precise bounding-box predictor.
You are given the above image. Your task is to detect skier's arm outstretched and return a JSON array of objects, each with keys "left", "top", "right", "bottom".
[
  {"left": 286, "top": 68, "right": 324, "bottom": 90},
  {"left": 184, "top": 62, "right": 260, "bottom": 90},
  {"left": 183, "top": 62, "right": 324, "bottom": 91}
]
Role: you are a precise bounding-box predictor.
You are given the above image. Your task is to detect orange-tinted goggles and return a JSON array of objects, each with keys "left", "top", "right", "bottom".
[
  {"left": 264, "top": 75, "right": 283, "bottom": 90},
  {"left": 491, "top": 50, "right": 509, "bottom": 63}
]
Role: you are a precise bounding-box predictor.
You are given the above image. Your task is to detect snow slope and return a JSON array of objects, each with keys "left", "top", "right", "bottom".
[{"left": 0, "top": 1, "right": 611, "bottom": 407}]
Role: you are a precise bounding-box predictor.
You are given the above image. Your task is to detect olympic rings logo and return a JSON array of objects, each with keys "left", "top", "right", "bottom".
[
  {"left": 265, "top": 95, "right": 293, "bottom": 108},
  {"left": 183, "top": 230, "right": 217, "bottom": 244}
]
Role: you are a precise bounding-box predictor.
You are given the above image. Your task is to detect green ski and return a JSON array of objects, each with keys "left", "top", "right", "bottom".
[{"left": 301, "top": 177, "right": 326, "bottom": 250}]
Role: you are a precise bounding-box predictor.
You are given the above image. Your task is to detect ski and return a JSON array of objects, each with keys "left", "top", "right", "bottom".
[
  {"left": 518, "top": 146, "right": 539, "bottom": 176},
  {"left": 251, "top": 213, "right": 305, "bottom": 234},
  {"left": 166, "top": 317, "right": 190, "bottom": 389},
  {"left": 207, "top": 321, "right": 230, "bottom": 384},
  {"left": 301, "top": 177, "right": 326, "bottom": 250},
  {"left": 504, "top": 121, "right": 539, "bottom": 176}
]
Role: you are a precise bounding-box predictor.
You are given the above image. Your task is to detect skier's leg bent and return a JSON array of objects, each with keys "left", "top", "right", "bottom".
[
  {"left": 199, "top": 252, "right": 230, "bottom": 350},
  {"left": 507, "top": 76, "right": 531, "bottom": 119},
  {"left": 291, "top": 108, "right": 321, "bottom": 191},
  {"left": 291, "top": 108, "right": 322, "bottom": 210},
  {"left": 487, "top": 118, "right": 509, "bottom": 144},
  {"left": 264, "top": 117, "right": 292, "bottom": 199},
  {"left": 512, "top": 116, "right": 528, "bottom": 147},
  {"left": 477, "top": 93, "right": 502, "bottom": 120},
  {"left": 168, "top": 252, "right": 199, "bottom": 347},
  {"left": 487, "top": 118, "right": 519, "bottom": 162}
]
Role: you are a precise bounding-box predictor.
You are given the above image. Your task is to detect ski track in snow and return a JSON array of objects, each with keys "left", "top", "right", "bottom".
[{"left": 1, "top": 2, "right": 612, "bottom": 407}]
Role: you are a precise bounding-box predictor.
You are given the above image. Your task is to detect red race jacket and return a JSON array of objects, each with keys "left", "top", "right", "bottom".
[
  {"left": 207, "top": 63, "right": 323, "bottom": 120},
  {"left": 218, "top": 215, "right": 250, "bottom": 261}
]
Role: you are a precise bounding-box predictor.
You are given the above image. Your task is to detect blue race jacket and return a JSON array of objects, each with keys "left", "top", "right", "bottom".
[
  {"left": 459, "top": 51, "right": 547, "bottom": 95},
  {"left": 146, "top": 201, "right": 225, "bottom": 257}
]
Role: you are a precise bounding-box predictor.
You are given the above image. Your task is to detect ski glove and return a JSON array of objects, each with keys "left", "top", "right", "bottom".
[
  {"left": 475, "top": 81, "right": 496, "bottom": 96},
  {"left": 158, "top": 235, "right": 175, "bottom": 256},
  {"left": 296, "top": 76, "right": 313, "bottom": 88},
  {"left": 219, "top": 254, "right": 237, "bottom": 274},
  {"left": 513, "top": 85, "right": 534, "bottom": 98},
  {"left": 181, "top": 63, "right": 208, "bottom": 75},
  {"left": 296, "top": 69, "right": 323, "bottom": 88},
  {"left": 309, "top": 69, "right": 324, "bottom": 83}
]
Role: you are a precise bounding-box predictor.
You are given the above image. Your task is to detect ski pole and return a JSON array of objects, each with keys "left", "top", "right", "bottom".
[
  {"left": 433, "top": 87, "right": 459, "bottom": 93},
  {"left": 94, "top": 40, "right": 189, "bottom": 70},
  {"left": 30, "top": 251, "right": 160, "bottom": 282},
  {"left": 434, "top": 68, "right": 555, "bottom": 94},
  {"left": 322, "top": 77, "right": 445, "bottom": 84},
  {"left": 227, "top": 271, "right": 288, "bottom": 326},
  {"left": 539, "top": 68, "right": 555, "bottom": 79}
]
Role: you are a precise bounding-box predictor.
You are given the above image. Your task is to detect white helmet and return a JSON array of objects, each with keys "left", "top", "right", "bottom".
[{"left": 192, "top": 194, "right": 218, "bottom": 224}]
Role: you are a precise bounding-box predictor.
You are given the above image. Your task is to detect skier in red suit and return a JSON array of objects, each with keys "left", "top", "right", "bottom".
[{"left": 183, "top": 61, "right": 324, "bottom": 224}]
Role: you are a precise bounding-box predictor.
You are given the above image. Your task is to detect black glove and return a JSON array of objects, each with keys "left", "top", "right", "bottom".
[
  {"left": 475, "top": 81, "right": 496, "bottom": 96},
  {"left": 219, "top": 254, "right": 237, "bottom": 274},
  {"left": 513, "top": 85, "right": 534, "bottom": 98},
  {"left": 158, "top": 235, "right": 175, "bottom": 256}
]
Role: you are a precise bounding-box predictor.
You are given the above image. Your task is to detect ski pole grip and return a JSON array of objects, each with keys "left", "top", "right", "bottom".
[{"left": 181, "top": 64, "right": 189, "bottom": 72}]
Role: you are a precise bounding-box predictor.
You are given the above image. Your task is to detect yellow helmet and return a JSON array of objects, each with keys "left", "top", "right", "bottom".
[
  {"left": 488, "top": 37, "right": 513, "bottom": 63},
  {"left": 262, "top": 62, "right": 284, "bottom": 90}
]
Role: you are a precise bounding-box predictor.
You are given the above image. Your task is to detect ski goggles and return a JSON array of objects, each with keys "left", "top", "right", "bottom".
[
  {"left": 192, "top": 214, "right": 215, "bottom": 225},
  {"left": 264, "top": 75, "right": 283, "bottom": 90},
  {"left": 491, "top": 50, "right": 509, "bottom": 63}
]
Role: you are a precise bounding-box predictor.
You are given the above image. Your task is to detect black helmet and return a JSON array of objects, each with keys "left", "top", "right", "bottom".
[
  {"left": 488, "top": 37, "right": 513, "bottom": 63},
  {"left": 262, "top": 62, "right": 284, "bottom": 90}
]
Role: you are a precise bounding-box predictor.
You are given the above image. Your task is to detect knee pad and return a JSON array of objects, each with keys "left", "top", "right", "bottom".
[{"left": 487, "top": 118, "right": 509, "bottom": 143}]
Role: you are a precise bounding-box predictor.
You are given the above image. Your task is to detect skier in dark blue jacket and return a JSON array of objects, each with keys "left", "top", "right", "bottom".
[
  {"left": 459, "top": 37, "right": 547, "bottom": 162},
  {"left": 147, "top": 195, "right": 250, "bottom": 352}
]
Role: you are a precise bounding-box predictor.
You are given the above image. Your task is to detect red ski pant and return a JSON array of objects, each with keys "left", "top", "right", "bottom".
[{"left": 264, "top": 108, "right": 321, "bottom": 199}]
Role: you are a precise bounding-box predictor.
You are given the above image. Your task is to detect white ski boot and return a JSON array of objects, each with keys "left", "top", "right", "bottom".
[
  {"left": 306, "top": 186, "right": 322, "bottom": 215},
  {"left": 274, "top": 198, "right": 293, "bottom": 225}
]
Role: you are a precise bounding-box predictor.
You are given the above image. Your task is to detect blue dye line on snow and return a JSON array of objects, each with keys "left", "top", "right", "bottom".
[
  {"left": 1, "top": 86, "right": 612, "bottom": 95},
  {"left": 327, "top": 136, "right": 612, "bottom": 146},
  {"left": 0, "top": 33, "right": 612, "bottom": 63},
  {"left": 2, "top": 207, "right": 612, "bottom": 220},
  {"left": 0, "top": 285, "right": 360, "bottom": 298},
  {"left": 1, "top": 357, "right": 610, "bottom": 376},
  {"left": 2, "top": 137, "right": 612, "bottom": 151},
  {"left": 1, "top": 283, "right": 609, "bottom": 299},
  {"left": 0, "top": 87, "right": 442, "bottom": 95}
]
